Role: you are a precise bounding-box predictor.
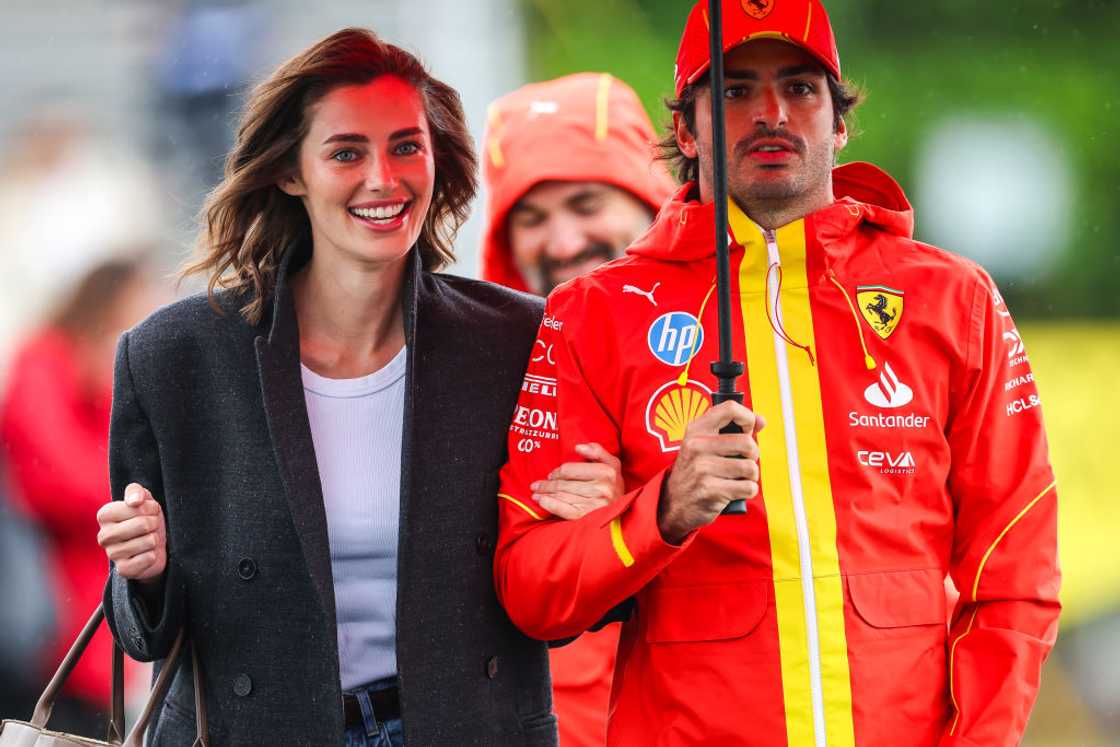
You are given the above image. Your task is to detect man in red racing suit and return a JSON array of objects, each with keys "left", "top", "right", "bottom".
[{"left": 494, "top": 2, "right": 1060, "bottom": 745}]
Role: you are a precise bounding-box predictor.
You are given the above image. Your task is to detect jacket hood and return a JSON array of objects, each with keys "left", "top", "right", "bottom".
[
  {"left": 626, "top": 161, "right": 914, "bottom": 263},
  {"left": 479, "top": 73, "right": 676, "bottom": 292}
]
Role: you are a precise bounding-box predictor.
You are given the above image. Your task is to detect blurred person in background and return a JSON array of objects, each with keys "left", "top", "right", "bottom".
[
  {"left": 479, "top": 72, "right": 674, "bottom": 747},
  {"left": 0, "top": 111, "right": 163, "bottom": 385},
  {"left": 493, "top": 1, "right": 1059, "bottom": 744},
  {"left": 0, "top": 255, "right": 162, "bottom": 737}
]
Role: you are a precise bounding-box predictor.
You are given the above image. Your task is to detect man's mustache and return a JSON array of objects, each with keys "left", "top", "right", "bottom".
[
  {"left": 538, "top": 243, "right": 615, "bottom": 293},
  {"left": 539, "top": 243, "right": 615, "bottom": 274},
  {"left": 732, "top": 127, "right": 806, "bottom": 159}
]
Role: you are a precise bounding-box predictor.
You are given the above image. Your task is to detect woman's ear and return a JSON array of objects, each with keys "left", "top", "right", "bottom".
[{"left": 278, "top": 172, "right": 307, "bottom": 197}]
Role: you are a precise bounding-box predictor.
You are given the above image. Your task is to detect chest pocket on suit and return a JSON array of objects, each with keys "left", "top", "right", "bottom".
[{"left": 643, "top": 580, "right": 770, "bottom": 643}]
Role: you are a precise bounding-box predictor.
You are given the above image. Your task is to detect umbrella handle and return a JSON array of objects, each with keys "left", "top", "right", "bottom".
[{"left": 712, "top": 390, "right": 749, "bottom": 515}]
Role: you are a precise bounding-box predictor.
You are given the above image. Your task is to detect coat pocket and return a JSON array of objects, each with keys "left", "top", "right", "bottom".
[
  {"left": 845, "top": 568, "right": 948, "bottom": 639},
  {"left": 643, "top": 580, "right": 770, "bottom": 643},
  {"left": 844, "top": 569, "right": 952, "bottom": 736}
]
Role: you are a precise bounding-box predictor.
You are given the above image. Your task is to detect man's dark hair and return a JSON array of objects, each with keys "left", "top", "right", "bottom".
[{"left": 657, "top": 72, "right": 863, "bottom": 184}]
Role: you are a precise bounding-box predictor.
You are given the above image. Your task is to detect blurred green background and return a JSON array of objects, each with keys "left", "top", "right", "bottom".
[
  {"left": 523, "top": 1, "right": 1119, "bottom": 744},
  {"left": 523, "top": 0, "right": 1120, "bottom": 317}
]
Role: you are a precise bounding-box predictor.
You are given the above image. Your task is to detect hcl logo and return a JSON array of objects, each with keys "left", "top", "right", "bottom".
[{"left": 647, "top": 312, "right": 704, "bottom": 366}]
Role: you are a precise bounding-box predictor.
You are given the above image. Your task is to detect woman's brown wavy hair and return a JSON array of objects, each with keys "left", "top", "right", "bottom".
[{"left": 183, "top": 27, "right": 477, "bottom": 324}]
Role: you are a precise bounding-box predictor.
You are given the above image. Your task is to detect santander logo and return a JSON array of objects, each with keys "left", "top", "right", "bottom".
[{"left": 863, "top": 362, "right": 913, "bottom": 409}]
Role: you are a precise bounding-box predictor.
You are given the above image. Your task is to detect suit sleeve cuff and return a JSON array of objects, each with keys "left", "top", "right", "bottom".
[
  {"left": 597, "top": 467, "right": 697, "bottom": 570},
  {"left": 104, "top": 564, "right": 183, "bottom": 662}
]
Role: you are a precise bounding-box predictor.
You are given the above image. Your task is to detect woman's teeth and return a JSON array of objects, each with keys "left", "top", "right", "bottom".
[{"left": 350, "top": 203, "right": 406, "bottom": 220}]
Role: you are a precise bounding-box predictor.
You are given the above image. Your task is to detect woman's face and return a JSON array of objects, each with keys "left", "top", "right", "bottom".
[{"left": 280, "top": 76, "right": 436, "bottom": 268}]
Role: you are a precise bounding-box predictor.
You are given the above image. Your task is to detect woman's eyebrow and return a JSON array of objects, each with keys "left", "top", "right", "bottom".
[
  {"left": 389, "top": 127, "right": 424, "bottom": 140},
  {"left": 322, "top": 133, "right": 368, "bottom": 145}
]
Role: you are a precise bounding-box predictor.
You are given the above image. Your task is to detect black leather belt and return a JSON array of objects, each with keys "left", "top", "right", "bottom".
[{"left": 342, "top": 686, "right": 401, "bottom": 728}]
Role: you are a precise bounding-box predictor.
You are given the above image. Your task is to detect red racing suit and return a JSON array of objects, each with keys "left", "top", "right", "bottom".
[{"left": 495, "top": 162, "right": 1060, "bottom": 746}]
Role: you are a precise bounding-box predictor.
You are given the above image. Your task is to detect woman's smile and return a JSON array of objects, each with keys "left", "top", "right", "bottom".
[{"left": 348, "top": 199, "right": 413, "bottom": 232}]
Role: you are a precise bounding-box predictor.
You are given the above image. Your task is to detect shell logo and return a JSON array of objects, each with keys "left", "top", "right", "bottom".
[{"left": 645, "top": 379, "right": 713, "bottom": 452}]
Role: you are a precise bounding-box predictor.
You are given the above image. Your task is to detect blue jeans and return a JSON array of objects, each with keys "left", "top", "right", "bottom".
[{"left": 343, "top": 677, "right": 404, "bottom": 747}]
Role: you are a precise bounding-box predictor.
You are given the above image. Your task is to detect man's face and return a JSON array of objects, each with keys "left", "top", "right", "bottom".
[
  {"left": 677, "top": 39, "right": 847, "bottom": 212},
  {"left": 507, "top": 180, "right": 654, "bottom": 295}
]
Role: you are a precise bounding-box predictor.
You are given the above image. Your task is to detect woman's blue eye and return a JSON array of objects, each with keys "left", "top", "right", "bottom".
[
  {"left": 395, "top": 141, "right": 422, "bottom": 156},
  {"left": 333, "top": 149, "right": 359, "bottom": 162}
]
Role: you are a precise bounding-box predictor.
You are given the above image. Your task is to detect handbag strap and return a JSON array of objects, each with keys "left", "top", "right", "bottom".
[
  {"left": 121, "top": 629, "right": 208, "bottom": 747},
  {"left": 30, "top": 602, "right": 209, "bottom": 746},
  {"left": 192, "top": 645, "right": 208, "bottom": 747},
  {"left": 31, "top": 603, "right": 105, "bottom": 729},
  {"left": 110, "top": 642, "right": 125, "bottom": 742}
]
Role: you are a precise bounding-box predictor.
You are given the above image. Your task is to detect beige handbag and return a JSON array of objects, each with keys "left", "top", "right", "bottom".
[{"left": 0, "top": 604, "right": 208, "bottom": 747}]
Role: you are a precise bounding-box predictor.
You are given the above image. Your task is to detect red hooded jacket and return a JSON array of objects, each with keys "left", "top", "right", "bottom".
[
  {"left": 480, "top": 73, "right": 675, "bottom": 747},
  {"left": 495, "top": 162, "right": 1060, "bottom": 746},
  {"left": 480, "top": 72, "right": 675, "bottom": 293}
]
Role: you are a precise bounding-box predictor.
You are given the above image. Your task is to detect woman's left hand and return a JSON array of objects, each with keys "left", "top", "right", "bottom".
[{"left": 530, "top": 443, "right": 624, "bottom": 520}]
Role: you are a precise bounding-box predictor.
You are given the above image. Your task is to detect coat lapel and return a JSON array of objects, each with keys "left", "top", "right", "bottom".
[
  {"left": 396, "top": 252, "right": 420, "bottom": 602},
  {"left": 254, "top": 246, "right": 337, "bottom": 621}
]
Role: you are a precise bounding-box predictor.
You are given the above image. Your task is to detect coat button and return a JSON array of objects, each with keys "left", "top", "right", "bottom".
[
  {"left": 475, "top": 533, "right": 492, "bottom": 556},
  {"left": 237, "top": 558, "right": 257, "bottom": 580},
  {"left": 486, "top": 656, "right": 499, "bottom": 679},
  {"left": 233, "top": 674, "right": 253, "bottom": 697}
]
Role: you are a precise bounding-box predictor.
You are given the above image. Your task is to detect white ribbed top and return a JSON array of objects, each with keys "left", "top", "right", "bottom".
[{"left": 301, "top": 345, "right": 406, "bottom": 690}]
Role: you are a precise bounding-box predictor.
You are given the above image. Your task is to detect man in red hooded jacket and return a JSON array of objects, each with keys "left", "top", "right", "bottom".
[
  {"left": 481, "top": 72, "right": 676, "bottom": 295},
  {"left": 480, "top": 73, "right": 675, "bottom": 747},
  {"left": 494, "top": 2, "right": 1060, "bottom": 745}
]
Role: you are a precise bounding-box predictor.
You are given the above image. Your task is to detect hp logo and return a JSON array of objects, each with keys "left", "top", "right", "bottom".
[{"left": 647, "top": 312, "right": 703, "bottom": 366}]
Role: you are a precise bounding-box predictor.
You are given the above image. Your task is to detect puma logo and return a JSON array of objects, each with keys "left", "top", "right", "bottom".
[{"left": 623, "top": 282, "right": 661, "bottom": 306}]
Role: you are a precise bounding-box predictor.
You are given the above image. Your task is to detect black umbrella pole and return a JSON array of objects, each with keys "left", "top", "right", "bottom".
[{"left": 707, "top": 0, "right": 747, "bottom": 515}]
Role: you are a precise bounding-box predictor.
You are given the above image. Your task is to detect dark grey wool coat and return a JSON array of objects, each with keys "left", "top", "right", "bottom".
[{"left": 102, "top": 246, "right": 557, "bottom": 746}]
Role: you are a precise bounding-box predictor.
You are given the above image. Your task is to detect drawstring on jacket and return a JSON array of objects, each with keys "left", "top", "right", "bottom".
[
  {"left": 678, "top": 280, "right": 717, "bottom": 386},
  {"left": 678, "top": 240, "right": 884, "bottom": 380},
  {"left": 678, "top": 242, "right": 824, "bottom": 380},
  {"left": 827, "top": 269, "right": 878, "bottom": 371},
  {"left": 765, "top": 262, "right": 816, "bottom": 367}
]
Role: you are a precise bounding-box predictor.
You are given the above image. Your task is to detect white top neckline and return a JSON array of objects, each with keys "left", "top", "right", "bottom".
[{"left": 300, "top": 346, "right": 407, "bottom": 399}]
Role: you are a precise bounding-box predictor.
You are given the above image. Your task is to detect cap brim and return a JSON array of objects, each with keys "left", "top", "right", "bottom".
[{"left": 685, "top": 31, "right": 840, "bottom": 89}]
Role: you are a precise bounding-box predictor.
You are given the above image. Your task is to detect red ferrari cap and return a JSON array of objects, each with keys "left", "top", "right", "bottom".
[{"left": 674, "top": 0, "right": 841, "bottom": 96}]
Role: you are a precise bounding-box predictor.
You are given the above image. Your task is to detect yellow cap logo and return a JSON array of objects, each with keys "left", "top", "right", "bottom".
[
  {"left": 645, "top": 379, "right": 712, "bottom": 452},
  {"left": 857, "top": 285, "right": 904, "bottom": 340}
]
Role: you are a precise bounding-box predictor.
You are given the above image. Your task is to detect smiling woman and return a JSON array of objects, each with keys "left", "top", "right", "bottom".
[
  {"left": 90, "top": 28, "right": 569, "bottom": 747},
  {"left": 183, "top": 28, "right": 474, "bottom": 328}
]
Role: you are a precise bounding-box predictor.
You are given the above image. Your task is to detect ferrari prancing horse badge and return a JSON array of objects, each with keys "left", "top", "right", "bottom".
[
  {"left": 857, "top": 285, "right": 904, "bottom": 340},
  {"left": 741, "top": 0, "right": 775, "bottom": 21}
]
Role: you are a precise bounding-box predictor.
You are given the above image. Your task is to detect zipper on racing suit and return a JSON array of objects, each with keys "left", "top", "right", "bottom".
[{"left": 763, "top": 228, "right": 828, "bottom": 747}]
